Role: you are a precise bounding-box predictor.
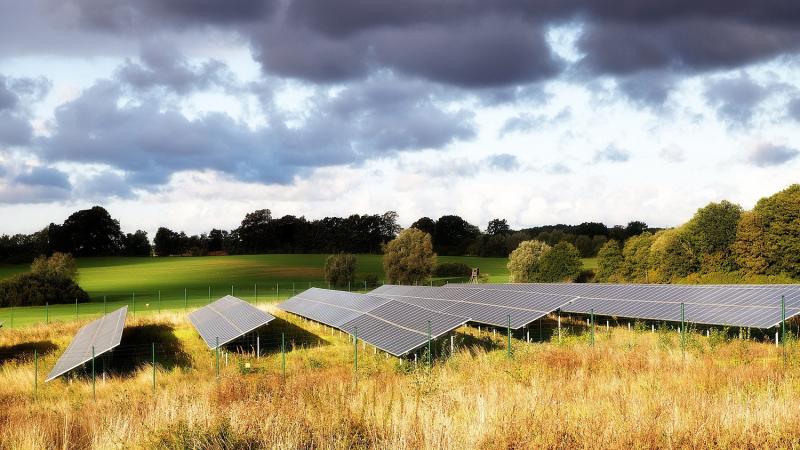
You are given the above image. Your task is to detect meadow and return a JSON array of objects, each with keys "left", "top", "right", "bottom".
[
  {"left": 1, "top": 309, "right": 798, "bottom": 449},
  {"left": 0, "top": 254, "right": 516, "bottom": 328}
]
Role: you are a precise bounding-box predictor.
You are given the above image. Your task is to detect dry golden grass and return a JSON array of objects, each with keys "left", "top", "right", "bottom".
[{"left": 2, "top": 311, "right": 800, "bottom": 449}]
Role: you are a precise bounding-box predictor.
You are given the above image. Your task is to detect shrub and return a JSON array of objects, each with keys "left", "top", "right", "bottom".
[
  {"left": 595, "top": 240, "right": 623, "bottom": 282},
  {"left": 382, "top": 229, "right": 436, "bottom": 284},
  {"left": 324, "top": 253, "right": 357, "bottom": 288},
  {"left": 433, "top": 262, "right": 472, "bottom": 277},
  {"left": 0, "top": 272, "right": 89, "bottom": 307},
  {"left": 535, "top": 242, "right": 582, "bottom": 282},
  {"left": 30, "top": 252, "right": 78, "bottom": 280}
]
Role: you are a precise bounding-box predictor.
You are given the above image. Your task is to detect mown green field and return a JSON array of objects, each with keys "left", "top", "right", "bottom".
[{"left": 0, "top": 254, "right": 523, "bottom": 328}]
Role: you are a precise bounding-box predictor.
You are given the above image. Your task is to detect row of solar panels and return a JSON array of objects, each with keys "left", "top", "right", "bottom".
[
  {"left": 371, "top": 283, "right": 800, "bottom": 329},
  {"left": 45, "top": 296, "right": 274, "bottom": 381},
  {"left": 277, "top": 288, "right": 468, "bottom": 356}
]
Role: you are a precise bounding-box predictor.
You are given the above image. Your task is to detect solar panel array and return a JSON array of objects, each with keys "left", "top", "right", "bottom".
[
  {"left": 188, "top": 295, "right": 275, "bottom": 349},
  {"left": 46, "top": 306, "right": 128, "bottom": 382},
  {"left": 277, "top": 288, "right": 468, "bottom": 356},
  {"left": 446, "top": 283, "right": 800, "bottom": 329},
  {"left": 371, "top": 285, "right": 576, "bottom": 329}
]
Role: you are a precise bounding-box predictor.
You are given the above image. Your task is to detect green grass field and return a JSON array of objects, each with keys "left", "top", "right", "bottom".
[{"left": 0, "top": 254, "right": 591, "bottom": 329}]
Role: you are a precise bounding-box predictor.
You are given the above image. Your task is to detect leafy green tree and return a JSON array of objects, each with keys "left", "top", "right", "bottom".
[
  {"left": 596, "top": 240, "right": 624, "bottom": 282},
  {"left": 683, "top": 200, "right": 742, "bottom": 272},
  {"left": 648, "top": 228, "right": 697, "bottom": 282},
  {"left": 382, "top": 229, "right": 436, "bottom": 284},
  {"left": 622, "top": 232, "right": 654, "bottom": 282},
  {"left": 486, "top": 218, "right": 511, "bottom": 235},
  {"left": 733, "top": 211, "right": 769, "bottom": 274},
  {"left": 749, "top": 184, "right": 800, "bottom": 277},
  {"left": 324, "top": 253, "right": 357, "bottom": 287},
  {"left": 574, "top": 235, "right": 593, "bottom": 257},
  {"left": 122, "top": 230, "right": 151, "bottom": 256},
  {"left": 535, "top": 242, "right": 582, "bottom": 282},
  {"left": 507, "top": 240, "right": 551, "bottom": 282}
]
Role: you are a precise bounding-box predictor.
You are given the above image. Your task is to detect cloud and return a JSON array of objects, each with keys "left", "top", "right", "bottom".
[
  {"left": 74, "top": 170, "right": 135, "bottom": 199},
  {"left": 499, "top": 108, "right": 571, "bottom": 137},
  {"left": 39, "top": 75, "right": 476, "bottom": 188},
  {"left": 546, "top": 163, "right": 571, "bottom": 175},
  {"left": 788, "top": 98, "right": 800, "bottom": 121},
  {"left": 116, "top": 41, "right": 234, "bottom": 93},
  {"left": 0, "top": 163, "right": 72, "bottom": 204},
  {"left": 593, "top": 145, "right": 631, "bottom": 163},
  {"left": 748, "top": 144, "right": 799, "bottom": 167},
  {"left": 659, "top": 146, "right": 686, "bottom": 163},
  {"left": 0, "top": 75, "right": 48, "bottom": 147},
  {"left": 486, "top": 154, "right": 519, "bottom": 171},
  {"left": 704, "top": 75, "right": 768, "bottom": 124}
]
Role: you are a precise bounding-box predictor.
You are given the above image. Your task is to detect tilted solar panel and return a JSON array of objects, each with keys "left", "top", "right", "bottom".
[
  {"left": 188, "top": 296, "right": 275, "bottom": 349},
  {"left": 371, "top": 285, "right": 574, "bottom": 329},
  {"left": 446, "top": 283, "right": 800, "bottom": 328},
  {"left": 46, "top": 306, "right": 128, "bottom": 382},
  {"left": 278, "top": 289, "right": 468, "bottom": 356}
]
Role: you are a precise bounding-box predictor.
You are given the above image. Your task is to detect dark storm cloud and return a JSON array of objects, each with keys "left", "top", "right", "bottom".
[
  {"left": 616, "top": 71, "right": 677, "bottom": 106},
  {"left": 39, "top": 76, "right": 476, "bottom": 187},
  {"left": 594, "top": 146, "right": 631, "bottom": 163},
  {"left": 116, "top": 41, "right": 234, "bottom": 93},
  {"left": 13, "top": 166, "right": 71, "bottom": 189},
  {"left": 748, "top": 144, "right": 799, "bottom": 167},
  {"left": 704, "top": 75, "right": 768, "bottom": 124}
]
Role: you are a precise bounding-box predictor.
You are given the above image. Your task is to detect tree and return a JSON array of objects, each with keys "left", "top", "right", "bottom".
[
  {"left": 625, "top": 221, "right": 648, "bottom": 238},
  {"left": 379, "top": 211, "right": 401, "bottom": 243},
  {"left": 622, "top": 232, "right": 654, "bottom": 282},
  {"left": 207, "top": 229, "right": 227, "bottom": 253},
  {"left": 237, "top": 209, "right": 273, "bottom": 253},
  {"left": 433, "top": 215, "right": 479, "bottom": 255},
  {"left": 683, "top": 200, "right": 742, "bottom": 272},
  {"left": 574, "top": 235, "right": 594, "bottom": 257},
  {"left": 122, "top": 230, "right": 151, "bottom": 256},
  {"left": 324, "top": 253, "right": 357, "bottom": 287},
  {"left": 486, "top": 218, "right": 511, "bottom": 235},
  {"left": 154, "top": 227, "right": 185, "bottom": 256},
  {"left": 647, "top": 228, "right": 697, "bottom": 282},
  {"left": 50, "top": 206, "right": 124, "bottom": 256},
  {"left": 732, "top": 211, "right": 769, "bottom": 274},
  {"left": 382, "top": 229, "right": 436, "bottom": 284},
  {"left": 410, "top": 217, "right": 436, "bottom": 236},
  {"left": 507, "top": 240, "right": 551, "bottom": 282},
  {"left": 596, "top": 240, "right": 624, "bottom": 282},
  {"left": 749, "top": 184, "right": 800, "bottom": 277},
  {"left": 535, "top": 242, "right": 582, "bottom": 282},
  {"left": 0, "top": 253, "right": 88, "bottom": 307}
]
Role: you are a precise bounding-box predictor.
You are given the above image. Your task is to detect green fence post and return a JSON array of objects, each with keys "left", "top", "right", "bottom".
[
  {"left": 254, "top": 283, "right": 258, "bottom": 304},
  {"left": 215, "top": 337, "right": 220, "bottom": 382},
  {"left": 507, "top": 315, "right": 511, "bottom": 358},
  {"left": 184, "top": 288, "right": 187, "bottom": 312},
  {"left": 9, "top": 305, "right": 13, "bottom": 328},
  {"left": 103, "top": 296, "right": 107, "bottom": 314},
  {"left": 231, "top": 284, "right": 234, "bottom": 296},
  {"left": 276, "top": 283, "right": 279, "bottom": 300},
  {"left": 91, "top": 346, "right": 96, "bottom": 400},
  {"left": 680, "top": 302, "right": 685, "bottom": 356},
  {"left": 158, "top": 290, "right": 161, "bottom": 313},
  {"left": 354, "top": 327, "right": 358, "bottom": 379},
  {"left": 590, "top": 309, "right": 595, "bottom": 346},
  {"left": 132, "top": 292, "right": 136, "bottom": 318},
  {"left": 281, "top": 332, "right": 286, "bottom": 379},
  {"left": 152, "top": 342, "right": 156, "bottom": 397},
  {"left": 34, "top": 349, "right": 38, "bottom": 397},
  {"left": 782, "top": 295, "right": 786, "bottom": 366},
  {"left": 292, "top": 282, "right": 295, "bottom": 295},
  {"left": 428, "top": 320, "right": 432, "bottom": 367},
  {"left": 45, "top": 302, "right": 48, "bottom": 325},
  {"left": 208, "top": 286, "right": 211, "bottom": 304},
  {"left": 75, "top": 298, "right": 78, "bottom": 321}
]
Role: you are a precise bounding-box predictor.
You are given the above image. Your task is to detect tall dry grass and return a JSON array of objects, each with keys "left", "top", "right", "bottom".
[{"left": 1, "top": 311, "right": 799, "bottom": 449}]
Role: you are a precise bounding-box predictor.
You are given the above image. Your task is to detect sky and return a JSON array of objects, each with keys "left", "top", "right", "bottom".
[{"left": 0, "top": 0, "right": 799, "bottom": 237}]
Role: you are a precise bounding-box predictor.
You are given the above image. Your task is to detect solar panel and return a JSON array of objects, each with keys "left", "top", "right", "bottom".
[
  {"left": 278, "top": 289, "right": 468, "bottom": 356},
  {"left": 446, "top": 283, "right": 800, "bottom": 328},
  {"left": 371, "top": 285, "right": 575, "bottom": 329},
  {"left": 45, "top": 306, "right": 128, "bottom": 382},
  {"left": 188, "top": 296, "right": 275, "bottom": 349}
]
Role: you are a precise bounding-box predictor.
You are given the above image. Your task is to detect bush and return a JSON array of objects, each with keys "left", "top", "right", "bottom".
[
  {"left": 383, "top": 229, "right": 436, "bottom": 284},
  {"left": 324, "top": 253, "right": 357, "bottom": 288},
  {"left": 30, "top": 252, "right": 78, "bottom": 280},
  {"left": 535, "top": 242, "right": 582, "bottom": 282},
  {"left": 0, "top": 272, "right": 89, "bottom": 307},
  {"left": 433, "top": 262, "right": 472, "bottom": 277},
  {"left": 507, "top": 240, "right": 550, "bottom": 282}
]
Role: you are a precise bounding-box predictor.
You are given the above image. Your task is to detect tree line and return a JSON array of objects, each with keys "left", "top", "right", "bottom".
[
  {"left": 0, "top": 206, "right": 650, "bottom": 262},
  {"left": 596, "top": 184, "right": 800, "bottom": 283}
]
